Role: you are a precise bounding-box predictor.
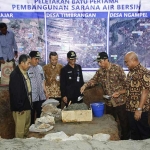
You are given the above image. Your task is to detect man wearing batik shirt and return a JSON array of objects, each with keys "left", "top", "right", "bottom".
[
  {"left": 28, "top": 51, "right": 48, "bottom": 124},
  {"left": 124, "top": 51, "right": 150, "bottom": 140},
  {"left": 81, "top": 52, "right": 129, "bottom": 140},
  {"left": 43, "top": 52, "right": 63, "bottom": 108}
]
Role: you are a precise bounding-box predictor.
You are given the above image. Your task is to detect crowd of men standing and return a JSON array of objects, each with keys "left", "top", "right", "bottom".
[{"left": 0, "top": 22, "right": 150, "bottom": 140}]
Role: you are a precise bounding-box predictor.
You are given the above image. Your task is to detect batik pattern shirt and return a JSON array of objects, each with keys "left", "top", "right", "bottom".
[
  {"left": 43, "top": 63, "right": 63, "bottom": 98},
  {"left": 86, "top": 63, "right": 126, "bottom": 107},
  {"left": 28, "top": 65, "right": 46, "bottom": 102},
  {"left": 126, "top": 64, "right": 150, "bottom": 112}
]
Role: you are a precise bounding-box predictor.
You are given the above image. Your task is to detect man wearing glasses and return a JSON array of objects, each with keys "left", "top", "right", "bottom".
[
  {"left": 60, "top": 51, "right": 84, "bottom": 106},
  {"left": 80, "top": 52, "right": 129, "bottom": 140}
]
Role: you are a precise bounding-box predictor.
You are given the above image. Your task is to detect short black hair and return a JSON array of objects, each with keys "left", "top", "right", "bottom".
[
  {"left": 19, "top": 54, "right": 30, "bottom": 64},
  {"left": 49, "top": 52, "right": 58, "bottom": 58},
  {"left": 0, "top": 22, "right": 7, "bottom": 29}
]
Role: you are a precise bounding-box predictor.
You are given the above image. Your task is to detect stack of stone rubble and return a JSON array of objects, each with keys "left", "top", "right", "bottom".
[
  {"left": 29, "top": 99, "right": 61, "bottom": 132},
  {"left": 34, "top": 115, "right": 55, "bottom": 129},
  {"left": 41, "top": 103, "right": 62, "bottom": 121}
]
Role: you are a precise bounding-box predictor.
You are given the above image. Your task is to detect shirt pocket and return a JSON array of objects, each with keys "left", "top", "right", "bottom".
[
  {"left": 7, "top": 34, "right": 14, "bottom": 45},
  {"left": 131, "top": 74, "right": 138, "bottom": 81},
  {"left": 28, "top": 72, "right": 34, "bottom": 78},
  {"left": 40, "top": 73, "right": 44, "bottom": 80},
  {"left": 0, "top": 39, "right": 7, "bottom": 47}
]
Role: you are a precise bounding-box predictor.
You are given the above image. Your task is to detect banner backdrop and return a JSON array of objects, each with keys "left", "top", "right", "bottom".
[{"left": 0, "top": 0, "right": 150, "bottom": 70}]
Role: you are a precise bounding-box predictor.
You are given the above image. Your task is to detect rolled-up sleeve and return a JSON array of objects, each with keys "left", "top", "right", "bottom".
[{"left": 0, "top": 43, "right": 3, "bottom": 60}]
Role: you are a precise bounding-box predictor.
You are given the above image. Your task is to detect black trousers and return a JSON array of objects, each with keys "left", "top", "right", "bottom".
[
  {"left": 127, "top": 111, "right": 150, "bottom": 140},
  {"left": 106, "top": 104, "right": 130, "bottom": 140},
  {"left": 31, "top": 100, "right": 45, "bottom": 124}
]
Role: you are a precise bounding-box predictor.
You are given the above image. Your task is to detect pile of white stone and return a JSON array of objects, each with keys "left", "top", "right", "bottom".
[
  {"left": 29, "top": 99, "right": 61, "bottom": 132},
  {"left": 43, "top": 131, "right": 110, "bottom": 142}
]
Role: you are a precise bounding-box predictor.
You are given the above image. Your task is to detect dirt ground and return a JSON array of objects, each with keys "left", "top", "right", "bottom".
[
  {"left": 1, "top": 85, "right": 150, "bottom": 140},
  {"left": 28, "top": 114, "right": 120, "bottom": 140}
]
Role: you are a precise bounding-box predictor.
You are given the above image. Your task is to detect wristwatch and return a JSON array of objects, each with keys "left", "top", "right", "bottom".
[{"left": 137, "top": 107, "right": 142, "bottom": 111}]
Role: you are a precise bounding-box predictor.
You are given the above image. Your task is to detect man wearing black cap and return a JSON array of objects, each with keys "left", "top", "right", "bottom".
[
  {"left": 80, "top": 52, "right": 129, "bottom": 140},
  {"left": 28, "top": 51, "right": 48, "bottom": 124},
  {"left": 60, "top": 51, "right": 84, "bottom": 105}
]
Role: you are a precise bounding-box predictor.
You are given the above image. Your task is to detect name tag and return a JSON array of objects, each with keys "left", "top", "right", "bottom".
[
  {"left": 56, "top": 75, "right": 60, "bottom": 81},
  {"left": 77, "top": 76, "right": 80, "bottom": 82},
  {"left": 28, "top": 72, "right": 34, "bottom": 78}
]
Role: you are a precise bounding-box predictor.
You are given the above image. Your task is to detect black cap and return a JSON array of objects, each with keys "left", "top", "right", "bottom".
[
  {"left": 29, "top": 51, "right": 41, "bottom": 58},
  {"left": 94, "top": 52, "right": 108, "bottom": 62},
  {"left": 67, "top": 51, "right": 76, "bottom": 59}
]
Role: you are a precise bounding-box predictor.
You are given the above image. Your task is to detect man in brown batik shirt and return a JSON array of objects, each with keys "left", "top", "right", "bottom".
[
  {"left": 81, "top": 52, "right": 129, "bottom": 140},
  {"left": 43, "top": 52, "right": 63, "bottom": 108},
  {"left": 124, "top": 51, "right": 150, "bottom": 140}
]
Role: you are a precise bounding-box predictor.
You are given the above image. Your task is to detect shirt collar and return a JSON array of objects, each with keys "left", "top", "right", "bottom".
[
  {"left": 19, "top": 66, "right": 27, "bottom": 75},
  {"left": 102, "top": 62, "right": 112, "bottom": 71},
  {"left": 49, "top": 63, "right": 57, "bottom": 68},
  {"left": 30, "top": 65, "right": 37, "bottom": 68},
  {"left": 0, "top": 30, "right": 9, "bottom": 35},
  {"left": 131, "top": 63, "right": 141, "bottom": 72}
]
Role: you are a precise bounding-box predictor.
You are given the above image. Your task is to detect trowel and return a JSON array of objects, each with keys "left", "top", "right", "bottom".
[
  {"left": 103, "top": 95, "right": 111, "bottom": 100},
  {"left": 77, "top": 96, "right": 83, "bottom": 101}
]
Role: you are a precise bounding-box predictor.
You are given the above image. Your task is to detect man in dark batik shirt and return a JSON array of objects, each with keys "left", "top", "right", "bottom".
[
  {"left": 124, "top": 51, "right": 150, "bottom": 140},
  {"left": 81, "top": 52, "right": 129, "bottom": 140}
]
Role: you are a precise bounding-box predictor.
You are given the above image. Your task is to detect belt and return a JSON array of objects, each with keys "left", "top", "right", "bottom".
[{"left": 28, "top": 92, "right": 32, "bottom": 96}]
